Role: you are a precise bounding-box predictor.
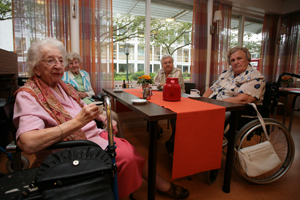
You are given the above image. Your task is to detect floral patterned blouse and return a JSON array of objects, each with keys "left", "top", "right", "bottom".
[
  {"left": 209, "top": 65, "right": 265, "bottom": 104},
  {"left": 153, "top": 67, "right": 185, "bottom": 93}
]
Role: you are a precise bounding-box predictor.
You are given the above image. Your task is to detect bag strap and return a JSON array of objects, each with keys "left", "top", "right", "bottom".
[{"left": 248, "top": 103, "right": 270, "bottom": 141}]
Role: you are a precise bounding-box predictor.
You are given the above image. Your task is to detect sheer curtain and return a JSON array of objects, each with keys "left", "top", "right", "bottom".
[
  {"left": 191, "top": 0, "right": 208, "bottom": 94},
  {"left": 260, "top": 15, "right": 279, "bottom": 82},
  {"left": 276, "top": 11, "right": 300, "bottom": 82},
  {"left": 210, "top": 1, "right": 231, "bottom": 84},
  {"left": 79, "top": 0, "right": 113, "bottom": 94},
  {"left": 13, "top": 0, "right": 71, "bottom": 75}
]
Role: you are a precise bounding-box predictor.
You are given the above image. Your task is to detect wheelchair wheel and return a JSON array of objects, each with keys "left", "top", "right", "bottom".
[
  {"left": 6, "top": 155, "right": 30, "bottom": 173},
  {"left": 233, "top": 118, "right": 294, "bottom": 184},
  {"left": 206, "top": 169, "right": 218, "bottom": 184}
]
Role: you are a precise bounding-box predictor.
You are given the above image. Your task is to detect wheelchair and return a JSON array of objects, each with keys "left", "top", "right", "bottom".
[
  {"left": 0, "top": 93, "right": 118, "bottom": 200},
  {"left": 207, "top": 72, "right": 299, "bottom": 185}
]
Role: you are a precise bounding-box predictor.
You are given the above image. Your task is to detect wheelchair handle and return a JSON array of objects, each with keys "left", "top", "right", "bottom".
[{"left": 277, "top": 72, "right": 300, "bottom": 87}]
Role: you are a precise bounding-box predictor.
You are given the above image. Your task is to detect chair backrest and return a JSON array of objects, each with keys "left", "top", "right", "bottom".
[
  {"left": 184, "top": 82, "right": 196, "bottom": 94},
  {"left": 0, "top": 99, "right": 15, "bottom": 149}
]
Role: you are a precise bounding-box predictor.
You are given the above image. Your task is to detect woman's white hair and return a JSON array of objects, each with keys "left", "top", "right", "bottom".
[
  {"left": 160, "top": 54, "right": 174, "bottom": 65},
  {"left": 26, "top": 38, "right": 66, "bottom": 77},
  {"left": 64, "top": 52, "right": 82, "bottom": 68}
]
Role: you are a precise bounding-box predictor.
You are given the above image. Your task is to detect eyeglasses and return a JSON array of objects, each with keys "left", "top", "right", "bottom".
[{"left": 41, "top": 57, "right": 64, "bottom": 67}]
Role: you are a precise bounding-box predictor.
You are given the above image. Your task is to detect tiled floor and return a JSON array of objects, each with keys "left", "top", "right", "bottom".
[{"left": 1, "top": 113, "right": 299, "bottom": 200}]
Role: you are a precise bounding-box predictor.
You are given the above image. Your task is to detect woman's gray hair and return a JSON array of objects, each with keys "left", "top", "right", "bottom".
[
  {"left": 65, "top": 52, "right": 82, "bottom": 68},
  {"left": 227, "top": 46, "right": 251, "bottom": 65},
  {"left": 160, "top": 54, "right": 174, "bottom": 65},
  {"left": 26, "top": 38, "right": 66, "bottom": 77}
]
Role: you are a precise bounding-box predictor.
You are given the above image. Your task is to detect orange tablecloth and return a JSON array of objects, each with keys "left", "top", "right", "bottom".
[{"left": 124, "top": 89, "right": 226, "bottom": 179}]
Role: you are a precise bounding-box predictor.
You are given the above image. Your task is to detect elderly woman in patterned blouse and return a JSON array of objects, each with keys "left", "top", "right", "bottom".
[
  {"left": 153, "top": 54, "right": 185, "bottom": 93},
  {"left": 203, "top": 46, "right": 265, "bottom": 105}
]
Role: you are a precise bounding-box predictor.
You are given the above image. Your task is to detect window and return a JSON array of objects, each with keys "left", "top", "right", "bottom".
[
  {"left": 154, "top": 47, "right": 160, "bottom": 61},
  {"left": 177, "top": 48, "right": 183, "bottom": 62},
  {"left": 138, "top": 63, "right": 144, "bottom": 71},
  {"left": 243, "top": 17, "right": 263, "bottom": 58},
  {"left": 183, "top": 49, "right": 189, "bottom": 62},
  {"left": 113, "top": 44, "right": 117, "bottom": 59},
  {"left": 138, "top": 45, "right": 144, "bottom": 60},
  {"left": 119, "top": 44, "right": 126, "bottom": 60},
  {"left": 154, "top": 64, "right": 160, "bottom": 72},
  {"left": 230, "top": 15, "right": 263, "bottom": 59}
]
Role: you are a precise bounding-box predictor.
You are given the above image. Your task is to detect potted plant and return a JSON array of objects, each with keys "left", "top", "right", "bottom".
[
  {"left": 281, "top": 76, "right": 294, "bottom": 88},
  {"left": 137, "top": 75, "right": 153, "bottom": 89}
]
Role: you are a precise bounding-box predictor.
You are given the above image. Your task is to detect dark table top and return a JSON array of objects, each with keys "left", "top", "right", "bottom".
[{"left": 103, "top": 88, "right": 245, "bottom": 120}]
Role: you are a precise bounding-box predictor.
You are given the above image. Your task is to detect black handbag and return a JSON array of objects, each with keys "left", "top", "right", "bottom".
[{"left": 35, "top": 145, "right": 114, "bottom": 200}]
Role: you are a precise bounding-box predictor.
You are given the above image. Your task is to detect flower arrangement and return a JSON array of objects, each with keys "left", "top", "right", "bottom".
[
  {"left": 281, "top": 76, "right": 294, "bottom": 88},
  {"left": 137, "top": 75, "right": 153, "bottom": 85},
  {"left": 281, "top": 76, "right": 294, "bottom": 84}
]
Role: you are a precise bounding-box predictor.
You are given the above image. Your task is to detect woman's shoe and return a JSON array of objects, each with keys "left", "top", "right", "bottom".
[{"left": 158, "top": 182, "right": 190, "bottom": 199}]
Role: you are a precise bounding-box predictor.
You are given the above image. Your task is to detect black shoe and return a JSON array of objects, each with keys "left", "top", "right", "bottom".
[
  {"left": 158, "top": 182, "right": 190, "bottom": 199},
  {"left": 165, "top": 140, "right": 174, "bottom": 154}
]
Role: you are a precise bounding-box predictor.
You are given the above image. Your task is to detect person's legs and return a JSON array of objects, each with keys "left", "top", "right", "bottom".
[{"left": 142, "top": 161, "right": 189, "bottom": 199}]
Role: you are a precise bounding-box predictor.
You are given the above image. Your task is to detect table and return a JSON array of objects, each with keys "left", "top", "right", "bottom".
[
  {"left": 103, "top": 88, "right": 245, "bottom": 199},
  {"left": 279, "top": 88, "right": 300, "bottom": 132}
]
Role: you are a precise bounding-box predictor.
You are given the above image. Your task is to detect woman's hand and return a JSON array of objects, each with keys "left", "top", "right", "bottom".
[
  {"left": 78, "top": 92, "right": 88, "bottom": 99},
  {"left": 111, "top": 120, "right": 118, "bottom": 134},
  {"left": 74, "top": 104, "right": 101, "bottom": 127}
]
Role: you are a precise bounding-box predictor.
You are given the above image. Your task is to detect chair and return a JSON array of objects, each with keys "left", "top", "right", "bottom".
[
  {"left": 184, "top": 82, "right": 196, "bottom": 94},
  {"left": 0, "top": 96, "right": 118, "bottom": 200}
]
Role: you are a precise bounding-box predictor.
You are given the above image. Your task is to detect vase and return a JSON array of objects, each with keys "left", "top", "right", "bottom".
[{"left": 142, "top": 83, "right": 150, "bottom": 90}]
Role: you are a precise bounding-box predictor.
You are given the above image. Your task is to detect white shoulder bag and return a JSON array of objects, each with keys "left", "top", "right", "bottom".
[{"left": 237, "top": 103, "right": 281, "bottom": 177}]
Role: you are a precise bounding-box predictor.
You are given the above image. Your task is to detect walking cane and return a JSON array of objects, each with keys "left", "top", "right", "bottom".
[{"left": 103, "top": 93, "right": 119, "bottom": 200}]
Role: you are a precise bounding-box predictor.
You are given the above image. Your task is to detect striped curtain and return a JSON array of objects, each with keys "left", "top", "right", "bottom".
[
  {"left": 260, "top": 15, "right": 279, "bottom": 82},
  {"left": 79, "top": 0, "right": 113, "bottom": 94},
  {"left": 210, "top": 1, "right": 231, "bottom": 84},
  {"left": 191, "top": 0, "right": 208, "bottom": 94},
  {"left": 276, "top": 11, "right": 300, "bottom": 82},
  {"left": 13, "top": 0, "right": 71, "bottom": 75}
]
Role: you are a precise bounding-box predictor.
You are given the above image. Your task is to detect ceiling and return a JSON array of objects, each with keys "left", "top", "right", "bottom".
[{"left": 112, "top": 0, "right": 263, "bottom": 34}]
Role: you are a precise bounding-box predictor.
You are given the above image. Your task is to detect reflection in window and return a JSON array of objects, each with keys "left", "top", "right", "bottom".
[
  {"left": 177, "top": 65, "right": 182, "bottom": 70},
  {"left": 138, "top": 63, "right": 144, "bottom": 71}
]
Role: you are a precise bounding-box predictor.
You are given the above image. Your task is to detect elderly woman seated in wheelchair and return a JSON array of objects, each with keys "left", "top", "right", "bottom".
[
  {"left": 13, "top": 38, "right": 189, "bottom": 199},
  {"left": 202, "top": 46, "right": 294, "bottom": 184}
]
